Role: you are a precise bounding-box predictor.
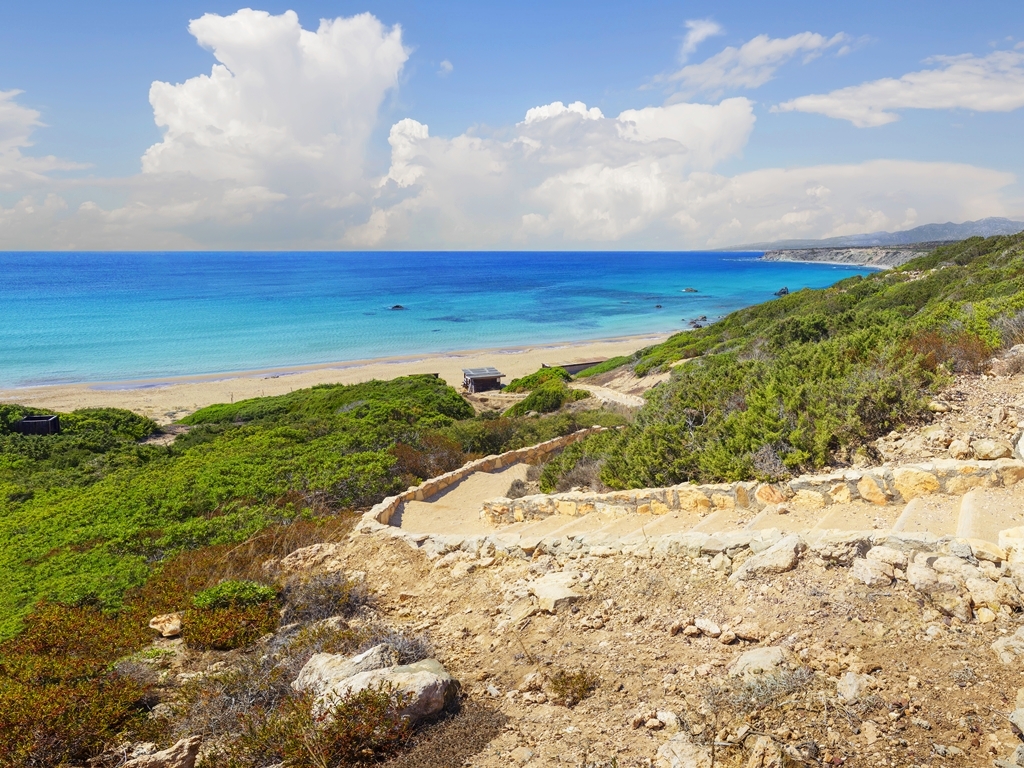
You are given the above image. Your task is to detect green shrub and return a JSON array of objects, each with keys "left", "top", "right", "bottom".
[
  {"left": 574, "top": 355, "right": 633, "bottom": 377},
  {"left": 504, "top": 381, "right": 590, "bottom": 417},
  {"left": 192, "top": 579, "right": 277, "bottom": 610},
  {"left": 504, "top": 366, "right": 571, "bottom": 393}
]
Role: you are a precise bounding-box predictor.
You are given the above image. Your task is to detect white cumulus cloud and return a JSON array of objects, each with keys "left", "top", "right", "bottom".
[
  {"left": 0, "top": 90, "right": 87, "bottom": 189},
  {"left": 776, "top": 49, "right": 1024, "bottom": 126},
  {"left": 143, "top": 8, "right": 408, "bottom": 196},
  {"left": 664, "top": 31, "right": 847, "bottom": 97}
]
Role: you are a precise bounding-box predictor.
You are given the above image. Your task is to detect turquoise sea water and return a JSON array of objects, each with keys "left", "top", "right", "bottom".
[{"left": 0, "top": 252, "right": 873, "bottom": 388}]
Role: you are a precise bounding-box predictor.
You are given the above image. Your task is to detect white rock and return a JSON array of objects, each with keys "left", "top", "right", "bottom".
[
  {"left": 309, "top": 658, "right": 458, "bottom": 724},
  {"left": 851, "top": 558, "right": 894, "bottom": 587},
  {"left": 528, "top": 572, "right": 582, "bottom": 613},
  {"left": 973, "top": 439, "right": 1013, "bottom": 461},
  {"left": 999, "top": 527, "right": 1024, "bottom": 565},
  {"left": 292, "top": 645, "right": 398, "bottom": 698},
  {"left": 124, "top": 737, "right": 201, "bottom": 768},
  {"left": 148, "top": 612, "right": 183, "bottom": 638},
  {"left": 837, "top": 671, "right": 875, "bottom": 702},
  {"left": 694, "top": 617, "right": 721, "bottom": 637},
  {"left": 729, "top": 535, "right": 805, "bottom": 582},
  {"left": 906, "top": 563, "right": 939, "bottom": 591},
  {"left": 655, "top": 733, "right": 712, "bottom": 768},
  {"left": 866, "top": 545, "right": 908, "bottom": 569},
  {"left": 656, "top": 710, "right": 681, "bottom": 731},
  {"left": 728, "top": 646, "right": 786, "bottom": 677},
  {"left": 993, "top": 627, "right": 1024, "bottom": 664}
]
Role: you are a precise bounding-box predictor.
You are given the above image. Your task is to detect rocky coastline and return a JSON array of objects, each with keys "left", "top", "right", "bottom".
[{"left": 761, "top": 245, "right": 934, "bottom": 268}]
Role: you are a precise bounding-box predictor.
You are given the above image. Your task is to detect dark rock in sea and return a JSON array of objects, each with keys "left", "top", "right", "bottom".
[
  {"left": 390, "top": 304, "right": 407, "bottom": 310},
  {"left": 655, "top": 304, "right": 662, "bottom": 308},
  {"left": 774, "top": 287, "right": 789, "bottom": 296},
  {"left": 683, "top": 287, "right": 698, "bottom": 293},
  {"left": 697, "top": 315, "right": 707, "bottom": 321}
]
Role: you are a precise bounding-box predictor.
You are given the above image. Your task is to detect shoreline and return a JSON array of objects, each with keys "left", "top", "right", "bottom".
[{"left": 0, "top": 332, "right": 670, "bottom": 423}]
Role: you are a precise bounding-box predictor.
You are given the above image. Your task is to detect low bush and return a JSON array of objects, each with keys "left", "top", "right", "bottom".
[
  {"left": 507, "top": 478, "right": 531, "bottom": 499},
  {"left": 193, "top": 579, "right": 278, "bottom": 610},
  {"left": 548, "top": 666, "right": 600, "bottom": 707},
  {"left": 504, "top": 366, "right": 571, "bottom": 393},
  {"left": 504, "top": 381, "right": 590, "bottom": 417},
  {"left": 280, "top": 572, "right": 368, "bottom": 625},
  {"left": 574, "top": 356, "right": 633, "bottom": 378}
]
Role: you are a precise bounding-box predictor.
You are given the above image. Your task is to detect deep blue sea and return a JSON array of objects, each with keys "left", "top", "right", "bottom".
[{"left": 0, "top": 252, "right": 873, "bottom": 388}]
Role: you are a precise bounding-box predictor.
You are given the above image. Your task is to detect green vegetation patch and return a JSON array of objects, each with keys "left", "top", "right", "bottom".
[
  {"left": 192, "top": 579, "right": 277, "bottom": 610},
  {"left": 504, "top": 380, "right": 590, "bottom": 417},
  {"left": 503, "top": 366, "right": 572, "bottom": 392},
  {"left": 541, "top": 234, "right": 1024, "bottom": 491}
]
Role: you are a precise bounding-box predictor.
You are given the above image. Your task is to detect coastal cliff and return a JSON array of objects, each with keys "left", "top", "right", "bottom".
[{"left": 761, "top": 245, "right": 931, "bottom": 268}]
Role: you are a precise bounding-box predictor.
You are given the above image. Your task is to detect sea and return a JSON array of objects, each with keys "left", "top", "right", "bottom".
[{"left": 0, "top": 251, "right": 874, "bottom": 388}]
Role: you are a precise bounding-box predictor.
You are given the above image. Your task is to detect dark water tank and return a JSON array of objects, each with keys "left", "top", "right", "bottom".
[{"left": 14, "top": 415, "right": 61, "bottom": 435}]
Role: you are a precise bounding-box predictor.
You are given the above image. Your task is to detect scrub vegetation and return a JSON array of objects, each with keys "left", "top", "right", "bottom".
[{"left": 543, "top": 233, "right": 1024, "bottom": 489}]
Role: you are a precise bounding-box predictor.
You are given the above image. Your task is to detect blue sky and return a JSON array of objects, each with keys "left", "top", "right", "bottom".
[{"left": 1, "top": 1, "right": 1022, "bottom": 249}]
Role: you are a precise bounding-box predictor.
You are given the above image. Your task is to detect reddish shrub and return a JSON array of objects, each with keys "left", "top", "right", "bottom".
[{"left": 905, "top": 330, "right": 992, "bottom": 374}]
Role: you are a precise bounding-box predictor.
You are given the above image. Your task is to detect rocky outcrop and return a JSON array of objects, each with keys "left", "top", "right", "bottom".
[
  {"left": 761, "top": 247, "right": 927, "bottom": 268},
  {"left": 148, "top": 612, "right": 183, "bottom": 638}
]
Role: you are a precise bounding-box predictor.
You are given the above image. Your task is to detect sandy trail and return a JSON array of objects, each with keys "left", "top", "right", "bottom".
[{"left": 393, "top": 465, "right": 528, "bottom": 535}]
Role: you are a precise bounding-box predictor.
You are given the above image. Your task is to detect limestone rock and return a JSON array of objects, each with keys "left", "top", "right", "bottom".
[
  {"left": 124, "top": 737, "right": 201, "bottom": 768},
  {"left": 993, "top": 627, "right": 1024, "bottom": 664},
  {"left": 528, "top": 571, "right": 582, "bottom": 613},
  {"left": 837, "top": 671, "right": 875, "bottom": 702},
  {"left": 857, "top": 475, "right": 888, "bottom": 505},
  {"left": 866, "top": 545, "right": 909, "bottom": 569},
  {"left": 851, "top": 558, "right": 893, "bottom": 587},
  {"left": 906, "top": 563, "right": 939, "bottom": 591},
  {"left": 292, "top": 645, "right": 398, "bottom": 698},
  {"left": 729, "top": 535, "right": 804, "bottom": 582},
  {"left": 810, "top": 532, "right": 870, "bottom": 565},
  {"left": 148, "top": 612, "right": 183, "bottom": 638},
  {"left": 745, "top": 735, "right": 784, "bottom": 768},
  {"left": 304, "top": 658, "right": 458, "bottom": 723},
  {"left": 276, "top": 542, "right": 347, "bottom": 576},
  {"left": 891, "top": 467, "right": 940, "bottom": 500},
  {"left": 729, "top": 646, "right": 786, "bottom": 677},
  {"left": 999, "top": 527, "right": 1024, "bottom": 564},
  {"left": 948, "top": 439, "right": 972, "bottom": 460},
  {"left": 694, "top": 617, "right": 721, "bottom": 637},
  {"left": 973, "top": 439, "right": 1013, "bottom": 461},
  {"left": 655, "top": 733, "right": 712, "bottom": 768},
  {"left": 510, "top": 746, "right": 535, "bottom": 764}
]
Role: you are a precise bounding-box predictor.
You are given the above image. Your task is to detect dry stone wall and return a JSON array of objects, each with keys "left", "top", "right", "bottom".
[
  {"left": 361, "top": 426, "right": 611, "bottom": 527},
  {"left": 480, "top": 458, "right": 1024, "bottom": 526}
]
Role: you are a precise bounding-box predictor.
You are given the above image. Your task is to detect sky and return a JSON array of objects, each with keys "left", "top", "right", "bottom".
[{"left": 1, "top": 0, "right": 1022, "bottom": 250}]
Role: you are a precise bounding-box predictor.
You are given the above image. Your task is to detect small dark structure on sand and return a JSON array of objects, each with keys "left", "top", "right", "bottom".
[
  {"left": 14, "top": 415, "right": 61, "bottom": 435},
  {"left": 462, "top": 367, "right": 504, "bottom": 393}
]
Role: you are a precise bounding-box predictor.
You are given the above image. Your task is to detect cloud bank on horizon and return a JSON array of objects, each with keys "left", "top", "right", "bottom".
[{"left": 0, "top": 8, "right": 1021, "bottom": 250}]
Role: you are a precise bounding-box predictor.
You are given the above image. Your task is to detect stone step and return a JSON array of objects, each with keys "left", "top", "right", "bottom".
[
  {"left": 891, "top": 494, "right": 961, "bottom": 537},
  {"left": 745, "top": 503, "right": 828, "bottom": 534},
  {"left": 809, "top": 500, "right": 902, "bottom": 534},
  {"left": 957, "top": 486, "right": 1024, "bottom": 543}
]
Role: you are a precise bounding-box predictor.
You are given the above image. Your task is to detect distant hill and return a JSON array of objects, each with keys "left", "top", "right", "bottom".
[{"left": 730, "top": 217, "right": 1024, "bottom": 250}]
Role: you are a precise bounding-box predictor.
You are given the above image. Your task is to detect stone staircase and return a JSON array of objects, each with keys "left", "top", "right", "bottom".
[{"left": 357, "top": 457, "right": 1024, "bottom": 565}]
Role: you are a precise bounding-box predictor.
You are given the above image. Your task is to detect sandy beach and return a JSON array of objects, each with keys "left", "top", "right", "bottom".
[{"left": 0, "top": 333, "right": 669, "bottom": 424}]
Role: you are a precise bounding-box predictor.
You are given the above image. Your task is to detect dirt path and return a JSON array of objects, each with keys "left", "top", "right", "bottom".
[{"left": 570, "top": 382, "right": 645, "bottom": 408}]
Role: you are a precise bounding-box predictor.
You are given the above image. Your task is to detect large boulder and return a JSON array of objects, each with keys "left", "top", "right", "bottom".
[
  {"left": 292, "top": 644, "right": 399, "bottom": 698},
  {"left": 973, "top": 439, "right": 1013, "bottom": 461},
  {"left": 124, "top": 737, "right": 201, "bottom": 768},
  {"left": 293, "top": 653, "right": 459, "bottom": 725},
  {"left": 729, "top": 535, "right": 804, "bottom": 582},
  {"left": 851, "top": 558, "right": 893, "bottom": 587}
]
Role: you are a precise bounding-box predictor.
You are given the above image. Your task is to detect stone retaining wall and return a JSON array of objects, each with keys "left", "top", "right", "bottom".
[
  {"left": 362, "top": 426, "right": 611, "bottom": 527},
  {"left": 480, "top": 458, "right": 1024, "bottom": 526}
]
